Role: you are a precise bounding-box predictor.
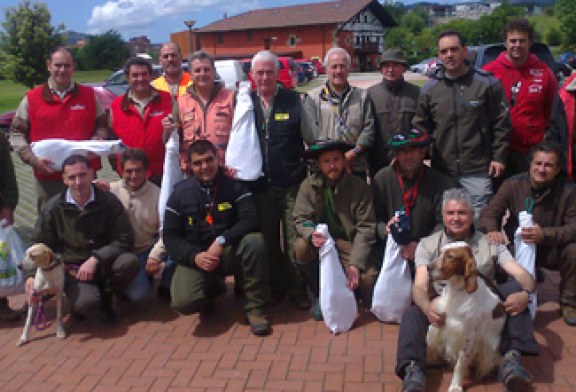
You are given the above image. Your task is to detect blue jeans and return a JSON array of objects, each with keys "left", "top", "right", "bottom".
[{"left": 124, "top": 251, "right": 151, "bottom": 301}]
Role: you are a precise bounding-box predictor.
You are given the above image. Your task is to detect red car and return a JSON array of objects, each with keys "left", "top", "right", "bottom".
[{"left": 0, "top": 83, "right": 117, "bottom": 138}]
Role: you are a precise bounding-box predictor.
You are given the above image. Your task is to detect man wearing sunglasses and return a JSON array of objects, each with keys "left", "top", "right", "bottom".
[{"left": 484, "top": 19, "right": 557, "bottom": 178}]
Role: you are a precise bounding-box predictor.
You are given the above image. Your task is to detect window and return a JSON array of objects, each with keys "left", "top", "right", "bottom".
[
  {"left": 247, "top": 30, "right": 252, "bottom": 42},
  {"left": 218, "top": 33, "right": 224, "bottom": 45},
  {"left": 288, "top": 35, "right": 297, "bottom": 47}
]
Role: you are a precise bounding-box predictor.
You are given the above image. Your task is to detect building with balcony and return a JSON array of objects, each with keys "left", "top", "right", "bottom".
[{"left": 171, "top": 0, "right": 397, "bottom": 71}]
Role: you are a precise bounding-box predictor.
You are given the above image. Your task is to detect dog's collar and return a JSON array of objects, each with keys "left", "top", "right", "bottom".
[{"left": 41, "top": 258, "right": 62, "bottom": 272}]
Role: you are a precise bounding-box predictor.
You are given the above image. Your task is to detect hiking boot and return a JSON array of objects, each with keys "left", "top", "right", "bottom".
[
  {"left": 246, "top": 311, "right": 271, "bottom": 336},
  {"left": 289, "top": 289, "right": 311, "bottom": 310},
  {"left": 402, "top": 361, "right": 426, "bottom": 392},
  {"left": 100, "top": 290, "right": 118, "bottom": 324},
  {"left": 561, "top": 306, "right": 576, "bottom": 326},
  {"left": 499, "top": 350, "right": 532, "bottom": 392},
  {"left": 0, "top": 298, "right": 20, "bottom": 322},
  {"left": 310, "top": 296, "right": 323, "bottom": 321},
  {"left": 200, "top": 297, "right": 215, "bottom": 316}
]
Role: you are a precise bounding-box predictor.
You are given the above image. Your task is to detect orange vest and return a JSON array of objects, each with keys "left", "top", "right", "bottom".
[
  {"left": 152, "top": 72, "right": 192, "bottom": 98},
  {"left": 178, "top": 86, "right": 235, "bottom": 172}
]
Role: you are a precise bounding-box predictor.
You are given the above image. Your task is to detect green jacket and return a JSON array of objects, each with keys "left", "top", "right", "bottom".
[
  {"left": 0, "top": 136, "right": 18, "bottom": 211},
  {"left": 292, "top": 172, "right": 376, "bottom": 270},
  {"left": 304, "top": 83, "right": 375, "bottom": 172},
  {"left": 33, "top": 186, "right": 134, "bottom": 268}
]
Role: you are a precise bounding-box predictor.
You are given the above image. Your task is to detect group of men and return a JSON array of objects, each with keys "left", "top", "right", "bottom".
[{"left": 0, "top": 15, "right": 575, "bottom": 392}]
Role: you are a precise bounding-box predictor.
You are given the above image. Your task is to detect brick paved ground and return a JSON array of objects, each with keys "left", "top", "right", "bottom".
[{"left": 1, "top": 126, "right": 575, "bottom": 391}]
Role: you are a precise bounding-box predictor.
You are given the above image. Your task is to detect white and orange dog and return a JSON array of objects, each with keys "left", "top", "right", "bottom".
[
  {"left": 427, "top": 242, "right": 506, "bottom": 392},
  {"left": 18, "top": 243, "right": 66, "bottom": 346}
]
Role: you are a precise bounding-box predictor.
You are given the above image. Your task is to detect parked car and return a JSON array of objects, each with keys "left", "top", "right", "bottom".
[
  {"left": 309, "top": 57, "right": 326, "bottom": 75},
  {"left": 467, "top": 42, "right": 563, "bottom": 81},
  {"left": 295, "top": 60, "right": 317, "bottom": 82},
  {"left": 214, "top": 59, "right": 245, "bottom": 91},
  {"left": 409, "top": 57, "right": 438, "bottom": 75},
  {"left": 0, "top": 83, "right": 118, "bottom": 139},
  {"left": 104, "top": 64, "right": 164, "bottom": 95}
]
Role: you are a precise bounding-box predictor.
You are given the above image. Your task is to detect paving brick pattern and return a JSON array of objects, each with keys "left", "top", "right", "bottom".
[{"left": 2, "top": 153, "right": 575, "bottom": 392}]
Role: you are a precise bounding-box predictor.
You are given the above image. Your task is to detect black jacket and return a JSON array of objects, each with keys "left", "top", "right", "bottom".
[
  {"left": 250, "top": 88, "right": 310, "bottom": 189},
  {"left": 163, "top": 170, "right": 259, "bottom": 267}
]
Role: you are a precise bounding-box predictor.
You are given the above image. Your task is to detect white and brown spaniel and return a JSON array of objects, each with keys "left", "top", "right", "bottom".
[{"left": 426, "top": 242, "right": 505, "bottom": 392}]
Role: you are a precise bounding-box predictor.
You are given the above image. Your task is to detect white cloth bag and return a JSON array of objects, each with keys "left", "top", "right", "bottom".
[
  {"left": 371, "top": 234, "right": 412, "bottom": 323},
  {"left": 31, "top": 139, "right": 125, "bottom": 171},
  {"left": 0, "top": 224, "right": 25, "bottom": 297},
  {"left": 225, "top": 81, "right": 263, "bottom": 180},
  {"left": 317, "top": 223, "right": 358, "bottom": 334},
  {"left": 514, "top": 211, "right": 537, "bottom": 319},
  {"left": 158, "top": 131, "right": 184, "bottom": 229}
]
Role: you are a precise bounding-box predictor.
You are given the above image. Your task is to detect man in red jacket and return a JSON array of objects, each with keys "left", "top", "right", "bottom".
[
  {"left": 109, "top": 57, "right": 173, "bottom": 186},
  {"left": 484, "top": 18, "right": 557, "bottom": 179},
  {"left": 9, "top": 47, "right": 109, "bottom": 212}
]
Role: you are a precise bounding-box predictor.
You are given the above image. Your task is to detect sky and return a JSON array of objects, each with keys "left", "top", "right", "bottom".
[{"left": 0, "top": 0, "right": 428, "bottom": 43}]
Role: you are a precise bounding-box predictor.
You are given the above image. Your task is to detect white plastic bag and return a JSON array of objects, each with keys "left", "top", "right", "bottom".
[
  {"left": 317, "top": 223, "right": 357, "bottom": 334},
  {"left": 31, "top": 139, "right": 125, "bottom": 171},
  {"left": 514, "top": 211, "right": 537, "bottom": 319},
  {"left": 159, "top": 131, "right": 184, "bottom": 229},
  {"left": 371, "top": 234, "right": 412, "bottom": 323},
  {"left": 225, "top": 81, "right": 263, "bottom": 180},
  {"left": 0, "top": 224, "right": 25, "bottom": 297}
]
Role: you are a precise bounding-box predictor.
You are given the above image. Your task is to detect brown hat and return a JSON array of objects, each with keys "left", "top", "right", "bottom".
[{"left": 378, "top": 48, "right": 408, "bottom": 67}]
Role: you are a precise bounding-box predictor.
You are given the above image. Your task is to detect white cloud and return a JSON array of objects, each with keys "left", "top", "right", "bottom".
[{"left": 87, "top": 0, "right": 259, "bottom": 35}]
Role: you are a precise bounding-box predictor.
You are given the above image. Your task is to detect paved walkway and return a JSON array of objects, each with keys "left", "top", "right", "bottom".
[{"left": 1, "top": 142, "right": 575, "bottom": 391}]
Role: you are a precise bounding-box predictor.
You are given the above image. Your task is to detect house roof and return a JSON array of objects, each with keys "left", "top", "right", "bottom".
[{"left": 197, "top": 0, "right": 397, "bottom": 33}]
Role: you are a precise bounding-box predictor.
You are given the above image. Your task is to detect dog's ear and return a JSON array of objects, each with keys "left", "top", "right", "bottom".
[{"left": 464, "top": 252, "right": 478, "bottom": 294}]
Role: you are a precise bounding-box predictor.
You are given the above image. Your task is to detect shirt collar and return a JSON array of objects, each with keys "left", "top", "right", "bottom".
[
  {"left": 65, "top": 186, "right": 95, "bottom": 210},
  {"left": 48, "top": 78, "right": 76, "bottom": 99}
]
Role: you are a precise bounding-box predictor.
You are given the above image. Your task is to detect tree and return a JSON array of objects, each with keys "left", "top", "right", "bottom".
[
  {"left": 546, "top": 27, "right": 564, "bottom": 47},
  {"left": 0, "top": 1, "right": 64, "bottom": 88},
  {"left": 401, "top": 13, "right": 425, "bottom": 35},
  {"left": 556, "top": 0, "right": 576, "bottom": 48},
  {"left": 77, "top": 30, "right": 129, "bottom": 70}
]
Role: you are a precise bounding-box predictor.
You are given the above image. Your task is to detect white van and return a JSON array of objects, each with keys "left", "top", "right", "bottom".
[{"left": 214, "top": 60, "right": 245, "bottom": 91}]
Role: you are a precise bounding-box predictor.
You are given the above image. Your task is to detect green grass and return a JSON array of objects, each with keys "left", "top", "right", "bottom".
[{"left": 0, "top": 69, "right": 112, "bottom": 113}]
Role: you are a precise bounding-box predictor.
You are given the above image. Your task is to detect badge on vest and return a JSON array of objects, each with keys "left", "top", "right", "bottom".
[
  {"left": 70, "top": 104, "right": 86, "bottom": 111},
  {"left": 149, "top": 110, "right": 165, "bottom": 117},
  {"left": 217, "top": 202, "right": 232, "bottom": 211},
  {"left": 274, "top": 113, "right": 289, "bottom": 121}
]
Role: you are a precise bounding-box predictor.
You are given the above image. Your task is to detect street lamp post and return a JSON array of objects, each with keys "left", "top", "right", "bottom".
[
  {"left": 263, "top": 36, "right": 277, "bottom": 50},
  {"left": 184, "top": 20, "right": 196, "bottom": 56}
]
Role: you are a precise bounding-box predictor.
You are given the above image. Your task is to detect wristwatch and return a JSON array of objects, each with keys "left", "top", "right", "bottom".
[
  {"left": 524, "top": 289, "right": 535, "bottom": 304},
  {"left": 216, "top": 235, "right": 226, "bottom": 246}
]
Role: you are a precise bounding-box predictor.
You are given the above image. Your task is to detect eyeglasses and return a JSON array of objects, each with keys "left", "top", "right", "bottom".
[{"left": 510, "top": 81, "right": 521, "bottom": 107}]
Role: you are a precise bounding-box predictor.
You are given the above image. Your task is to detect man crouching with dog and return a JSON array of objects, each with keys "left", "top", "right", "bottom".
[
  {"left": 24, "top": 154, "right": 139, "bottom": 323},
  {"left": 396, "top": 188, "right": 539, "bottom": 392}
]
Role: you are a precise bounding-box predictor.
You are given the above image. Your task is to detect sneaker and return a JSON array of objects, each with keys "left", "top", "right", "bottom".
[
  {"left": 310, "top": 297, "right": 323, "bottom": 321},
  {"left": 246, "top": 311, "right": 271, "bottom": 336},
  {"left": 402, "top": 361, "right": 426, "bottom": 392},
  {"left": 0, "top": 298, "right": 20, "bottom": 322},
  {"left": 561, "top": 306, "right": 576, "bottom": 326},
  {"left": 289, "top": 289, "right": 311, "bottom": 310},
  {"left": 499, "top": 350, "right": 532, "bottom": 392}
]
